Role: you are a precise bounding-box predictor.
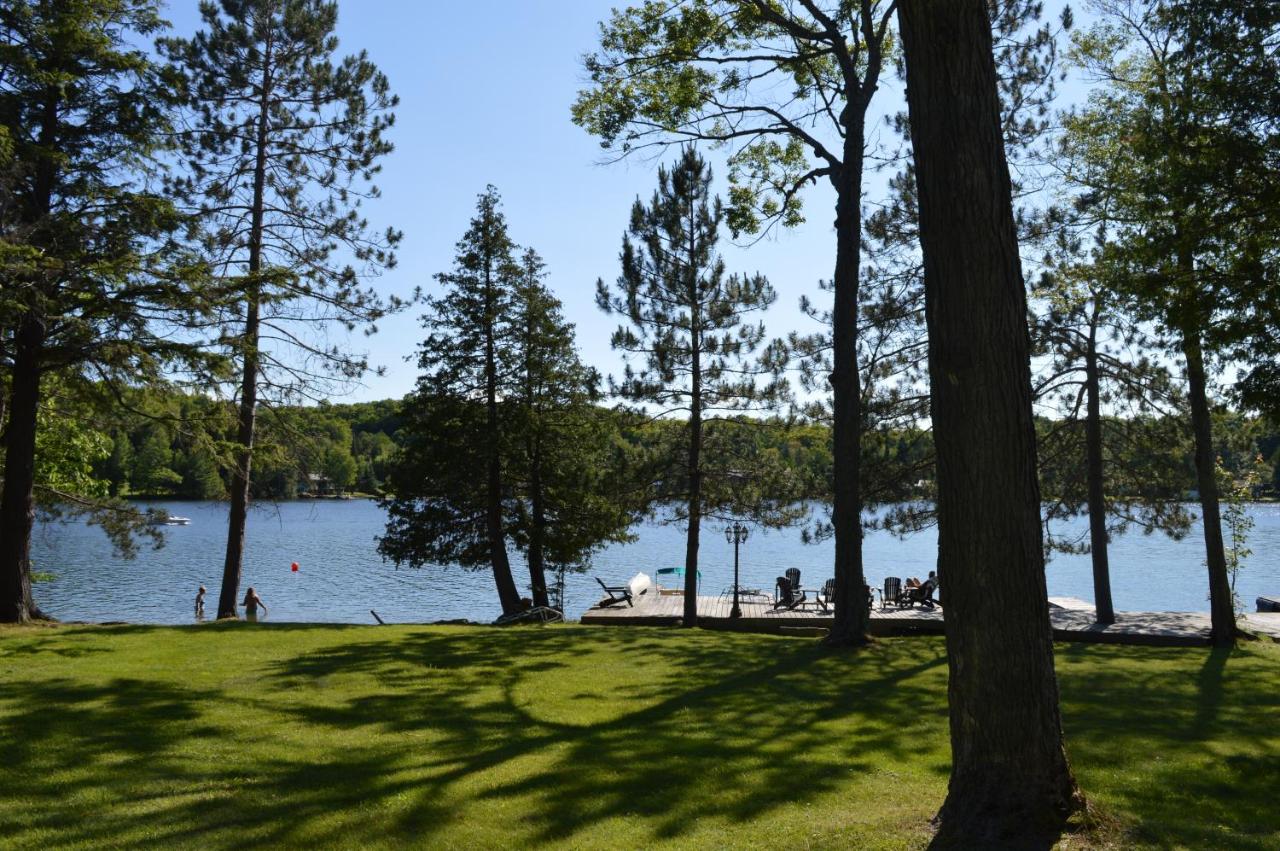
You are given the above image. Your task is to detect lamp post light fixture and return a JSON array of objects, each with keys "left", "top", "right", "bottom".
[{"left": 725, "top": 521, "right": 750, "bottom": 618}]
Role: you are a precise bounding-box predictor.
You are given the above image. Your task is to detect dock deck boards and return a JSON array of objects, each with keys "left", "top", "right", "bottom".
[{"left": 580, "top": 590, "right": 1280, "bottom": 646}]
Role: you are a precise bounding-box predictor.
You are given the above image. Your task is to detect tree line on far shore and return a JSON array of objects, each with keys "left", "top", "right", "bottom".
[{"left": 63, "top": 381, "right": 1280, "bottom": 505}]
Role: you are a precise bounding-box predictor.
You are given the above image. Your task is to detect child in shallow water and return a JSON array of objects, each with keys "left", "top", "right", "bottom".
[
  {"left": 242, "top": 587, "right": 268, "bottom": 620},
  {"left": 195, "top": 585, "right": 206, "bottom": 618}
]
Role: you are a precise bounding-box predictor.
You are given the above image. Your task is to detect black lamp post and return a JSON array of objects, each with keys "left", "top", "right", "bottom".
[{"left": 725, "top": 521, "right": 749, "bottom": 618}]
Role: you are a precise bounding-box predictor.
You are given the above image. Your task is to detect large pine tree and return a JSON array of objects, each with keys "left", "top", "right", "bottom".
[
  {"left": 1033, "top": 224, "right": 1191, "bottom": 625},
  {"left": 162, "top": 0, "right": 402, "bottom": 619},
  {"left": 1062, "top": 0, "right": 1257, "bottom": 645},
  {"left": 0, "top": 0, "right": 206, "bottom": 623},
  {"left": 381, "top": 190, "right": 633, "bottom": 615},
  {"left": 898, "top": 0, "right": 1083, "bottom": 841},
  {"left": 508, "top": 249, "right": 635, "bottom": 608},
  {"left": 597, "top": 148, "right": 786, "bottom": 627},
  {"left": 382, "top": 188, "right": 521, "bottom": 613}
]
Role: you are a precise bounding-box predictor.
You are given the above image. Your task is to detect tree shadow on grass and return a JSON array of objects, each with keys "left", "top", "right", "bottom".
[
  {"left": 0, "top": 677, "right": 221, "bottom": 843},
  {"left": 0, "top": 626, "right": 950, "bottom": 848},
  {"left": 1058, "top": 644, "right": 1279, "bottom": 850},
  {"left": 256, "top": 627, "right": 949, "bottom": 845}
]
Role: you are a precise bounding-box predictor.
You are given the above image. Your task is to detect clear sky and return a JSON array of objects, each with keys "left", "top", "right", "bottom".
[{"left": 157, "top": 0, "right": 1083, "bottom": 404}]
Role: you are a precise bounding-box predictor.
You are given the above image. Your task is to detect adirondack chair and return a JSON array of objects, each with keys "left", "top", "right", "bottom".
[{"left": 595, "top": 577, "right": 634, "bottom": 608}]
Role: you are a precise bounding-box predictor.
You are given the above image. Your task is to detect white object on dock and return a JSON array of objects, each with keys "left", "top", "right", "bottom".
[{"left": 628, "top": 572, "right": 652, "bottom": 598}]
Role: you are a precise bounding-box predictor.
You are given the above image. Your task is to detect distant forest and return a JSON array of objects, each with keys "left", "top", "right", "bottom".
[{"left": 97, "top": 388, "right": 1280, "bottom": 504}]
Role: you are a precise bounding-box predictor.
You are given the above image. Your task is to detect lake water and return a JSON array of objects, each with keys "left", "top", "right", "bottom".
[{"left": 29, "top": 499, "right": 1280, "bottom": 624}]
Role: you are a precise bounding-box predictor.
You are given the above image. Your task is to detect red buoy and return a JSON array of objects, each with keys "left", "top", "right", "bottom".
[{"left": 291, "top": 562, "right": 299, "bottom": 572}]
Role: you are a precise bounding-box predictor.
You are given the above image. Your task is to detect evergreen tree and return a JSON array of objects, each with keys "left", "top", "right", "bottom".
[
  {"left": 380, "top": 188, "right": 523, "bottom": 614},
  {"left": 162, "top": 0, "right": 403, "bottom": 618},
  {"left": 508, "top": 249, "right": 636, "bottom": 608},
  {"left": 1063, "top": 0, "right": 1246, "bottom": 644},
  {"left": 1032, "top": 223, "right": 1193, "bottom": 624},
  {"left": 898, "top": 0, "right": 1083, "bottom": 840},
  {"left": 576, "top": 0, "right": 897, "bottom": 644},
  {"left": 1161, "top": 0, "right": 1280, "bottom": 421},
  {"left": 131, "top": 426, "right": 182, "bottom": 495},
  {"left": 597, "top": 148, "right": 789, "bottom": 627},
  {"left": 0, "top": 0, "right": 206, "bottom": 622},
  {"left": 577, "top": 0, "right": 1068, "bottom": 645}
]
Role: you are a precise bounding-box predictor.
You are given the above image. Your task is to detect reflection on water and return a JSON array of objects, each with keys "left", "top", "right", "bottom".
[{"left": 30, "top": 499, "right": 1280, "bottom": 624}]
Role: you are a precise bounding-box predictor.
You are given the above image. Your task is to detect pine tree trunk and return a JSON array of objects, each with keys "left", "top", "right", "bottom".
[
  {"left": 527, "top": 439, "right": 550, "bottom": 609},
  {"left": 217, "top": 298, "right": 259, "bottom": 619},
  {"left": 898, "top": 0, "right": 1083, "bottom": 843},
  {"left": 218, "top": 33, "right": 274, "bottom": 619},
  {"left": 0, "top": 87, "right": 59, "bottom": 624},
  {"left": 0, "top": 315, "right": 44, "bottom": 623},
  {"left": 684, "top": 401, "right": 702, "bottom": 626},
  {"left": 1182, "top": 323, "right": 1235, "bottom": 646},
  {"left": 1084, "top": 314, "right": 1115, "bottom": 625},
  {"left": 825, "top": 129, "right": 871, "bottom": 647},
  {"left": 683, "top": 189, "right": 702, "bottom": 627},
  {"left": 484, "top": 260, "right": 520, "bottom": 615}
]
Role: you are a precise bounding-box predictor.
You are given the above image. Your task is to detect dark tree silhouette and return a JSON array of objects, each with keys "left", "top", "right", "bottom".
[
  {"left": 597, "top": 148, "right": 787, "bottom": 627},
  {"left": 898, "top": 0, "right": 1083, "bottom": 842}
]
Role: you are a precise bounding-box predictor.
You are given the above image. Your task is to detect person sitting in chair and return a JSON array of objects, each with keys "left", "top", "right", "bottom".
[{"left": 917, "top": 572, "right": 939, "bottom": 608}]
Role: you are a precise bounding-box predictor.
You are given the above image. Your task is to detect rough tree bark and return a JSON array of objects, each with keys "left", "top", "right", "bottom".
[
  {"left": 484, "top": 261, "right": 521, "bottom": 615},
  {"left": 1181, "top": 324, "right": 1235, "bottom": 646},
  {"left": 825, "top": 112, "right": 871, "bottom": 646},
  {"left": 216, "top": 297, "right": 259, "bottom": 619},
  {"left": 1083, "top": 310, "right": 1116, "bottom": 625},
  {"left": 527, "top": 439, "right": 550, "bottom": 609},
  {"left": 0, "top": 317, "right": 45, "bottom": 623},
  {"left": 0, "top": 86, "right": 60, "bottom": 624},
  {"left": 898, "top": 0, "right": 1084, "bottom": 843}
]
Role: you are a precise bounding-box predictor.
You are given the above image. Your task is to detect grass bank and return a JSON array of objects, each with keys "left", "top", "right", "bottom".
[{"left": 0, "top": 623, "right": 1276, "bottom": 849}]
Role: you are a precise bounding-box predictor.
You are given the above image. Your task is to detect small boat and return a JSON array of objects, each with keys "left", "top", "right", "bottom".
[
  {"left": 148, "top": 515, "right": 191, "bottom": 526},
  {"left": 1258, "top": 597, "right": 1280, "bottom": 613}
]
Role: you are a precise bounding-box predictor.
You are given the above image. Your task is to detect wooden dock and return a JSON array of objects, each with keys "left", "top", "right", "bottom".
[{"left": 580, "top": 590, "right": 1280, "bottom": 646}]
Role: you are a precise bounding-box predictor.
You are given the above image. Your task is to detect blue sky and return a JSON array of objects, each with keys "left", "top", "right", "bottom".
[{"left": 159, "top": 0, "right": 1084, "bottom": 404}]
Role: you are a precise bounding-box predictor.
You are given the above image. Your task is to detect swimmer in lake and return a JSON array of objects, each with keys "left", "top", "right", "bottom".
[
  {"left": 242, "top": 586, "right": 268, "bottom": 621},
  {"left": 195, "top": 585, "right": 206, "bottom": 618}
]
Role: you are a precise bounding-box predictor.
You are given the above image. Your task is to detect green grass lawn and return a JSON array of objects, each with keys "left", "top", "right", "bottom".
[{"left": 0, "top": 623, "right": 1276, "bottom": 849}]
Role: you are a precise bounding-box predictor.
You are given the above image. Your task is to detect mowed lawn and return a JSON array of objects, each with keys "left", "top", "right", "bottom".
[{"left": 0, "top": 624, "right": 1276, "bottom": 849}]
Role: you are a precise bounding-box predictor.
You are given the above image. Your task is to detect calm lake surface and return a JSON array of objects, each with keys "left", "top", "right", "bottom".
[{"left": 30, "top": 499, "right": 1280, "bottom": 624}]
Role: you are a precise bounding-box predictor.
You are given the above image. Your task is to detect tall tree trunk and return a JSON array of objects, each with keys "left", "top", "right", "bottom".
[
  {"left": 825, "top": 123, "right": 871, "bottom": 647},
  {"left": 527, "top": 438, "right": 550, "bottom": 609},
  {"left": 1084, "top": 310, "right": 1115, "bottom": 625},
  {"left": 0, "top": 86, "right": 59, "bottom": 624},
  {"left": 217, "top": 299, "right": 259, "bottom": 619},
  {"left": 218, "top": 33, "right": 273, "bottom": 619},
  {"left": 483, "top": 257, "right": 521, "bottom": 615},
  {"left": 683, "top": 187, "right": 702, "bottom": 627},
  {"left": 684, "top": 385, "right": 702, "bottom": 626},
  {"left": 898, "top": 0, "right": 1083, "bottom": 843},
  {"left": 1182, "top": 323, "right": 1235, "bottom": 646},
  {"left": 0, "top": 316, "right": 44, "bottom": 623}
]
